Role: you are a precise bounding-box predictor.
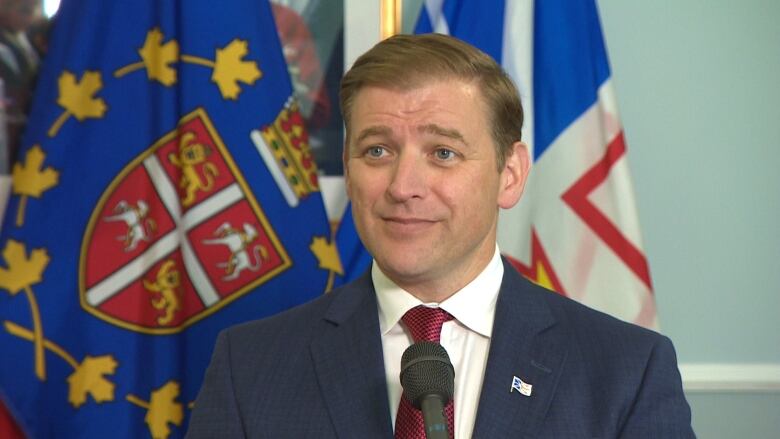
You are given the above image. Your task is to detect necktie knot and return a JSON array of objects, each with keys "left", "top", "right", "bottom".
[{"left": 402, "top": 305, "right": 453, "bottom": 343}]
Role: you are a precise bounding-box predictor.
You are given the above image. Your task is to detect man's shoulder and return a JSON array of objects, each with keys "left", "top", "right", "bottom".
[
  {"left": 502, "top": 264, "right": 666, "bottom": 349},
  {"left": 496, "top": 265, "right": 692, "bottom": 436},
  {"left": 548, "top": 284, "right": 657, "bottom": 339},
  {"left": 222, "top": 274, "right": 373, "bottom": 348},
  {"left": 228, "top": 292, "right": 331, "bottom": 337}
]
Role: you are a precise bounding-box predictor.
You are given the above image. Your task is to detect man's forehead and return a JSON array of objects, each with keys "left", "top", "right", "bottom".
[
  {"left": 344, "top": 78, "right": 491, "bottom": 151},
  {"left": 348, "top": 78, "right": 485, "bottom": 123},
  {"left": 355, "top": 76, "right": 479, "bottom": 99}
]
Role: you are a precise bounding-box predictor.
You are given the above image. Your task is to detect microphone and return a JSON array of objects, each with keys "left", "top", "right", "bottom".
[{"left": 400, "top": 341, "right": 454, "bottom": 439}]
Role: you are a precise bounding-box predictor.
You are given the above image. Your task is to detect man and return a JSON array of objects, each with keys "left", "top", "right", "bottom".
[{"left": 187, "top": 34, "right": 694, "bottom": 438}]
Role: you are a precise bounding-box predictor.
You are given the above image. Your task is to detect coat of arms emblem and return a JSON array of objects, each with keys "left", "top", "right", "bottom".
[{"left": 79, "top": 108, "right": 290, "bottom": 334}]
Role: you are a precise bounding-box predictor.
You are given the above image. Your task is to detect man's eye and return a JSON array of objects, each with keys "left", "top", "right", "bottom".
[
  {"left": 435, "top": 148, "right": 455, "bottom": 160},
  {"left": 366, "top": 146, "right": 386, "bottom": 158}
]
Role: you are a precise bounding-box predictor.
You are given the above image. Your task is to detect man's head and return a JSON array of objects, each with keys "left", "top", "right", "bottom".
[
  {"left": 340, "top": 34, "right": 530, "bottom": 301},
  {"left": 340, "top": 33, "right": 523, "bottom": 171}
]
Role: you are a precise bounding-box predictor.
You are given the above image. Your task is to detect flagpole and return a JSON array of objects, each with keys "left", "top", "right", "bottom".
[{"left": 380, "top": 0, "right": 401, "bottom": 38}]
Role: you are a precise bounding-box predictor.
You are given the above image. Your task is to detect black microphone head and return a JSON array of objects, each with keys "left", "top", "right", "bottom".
[{"left": 399, "top": 341, "right": 455, "bottom": 409}]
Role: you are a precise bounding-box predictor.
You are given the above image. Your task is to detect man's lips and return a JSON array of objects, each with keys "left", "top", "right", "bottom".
[
  {"left": 381, "top": 216, "right": 436, "bottom": 224},
  {"left": 380, "top": 216, "right": 438, "bottom": 235}
]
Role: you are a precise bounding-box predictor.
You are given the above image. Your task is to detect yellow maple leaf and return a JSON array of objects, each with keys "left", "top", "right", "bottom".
[
  {"left": 145, "top": 381, "right": 183, "bottom": 439},
  {"left": 138, "top": 28, "right": 179, "bottom": 86},
  {"left": 48, "top": 71, "right": 107, "bottom": 137},
  {"left": 57, "top": 71, "right": 107, "bottom": 120},
  {"left": 0, "top": 240, "right": 50, "bottom": 379},
  {"left": 211, "top": 39, "right": 262, "bottom": 100},
  {"left": 11, "top": 145, "right": 59, "bottom": 226},
  {"left": 12, "top": 146, "right": 58, "bottom": 198},
  {"left": 309, "top": 236, "right": 344, "bottom": 275},
  {"left": 0, "top": 240, "right": 50, "bottom": 295},
  {"left": 67, "top": 355, "right": 118, "bottom": 408}
]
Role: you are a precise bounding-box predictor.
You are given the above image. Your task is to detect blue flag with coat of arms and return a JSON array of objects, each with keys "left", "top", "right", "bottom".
[{"left": 0, "top": 0, "right": 341, "bottom": 437}]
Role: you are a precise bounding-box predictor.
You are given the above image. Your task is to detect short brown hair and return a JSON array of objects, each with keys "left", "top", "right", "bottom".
[{"left": 339, "top": 33, "right": 523, "bottom": 170}]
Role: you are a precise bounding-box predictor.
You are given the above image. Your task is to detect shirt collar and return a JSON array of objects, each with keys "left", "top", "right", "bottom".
[{"left": 374, "top": 246, "right": 504, "bottom": 337}]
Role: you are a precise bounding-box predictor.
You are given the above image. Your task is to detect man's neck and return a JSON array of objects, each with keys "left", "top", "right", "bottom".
[{"left": 379, "top": 246, "right": 500, "bottom": 303}]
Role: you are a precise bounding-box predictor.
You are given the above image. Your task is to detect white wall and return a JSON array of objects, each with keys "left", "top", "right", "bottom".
[
  {"left": 597, "top": 0, "right": 780, "bottom": 364},
  {"left": 597, "top": 0, "right": 780, "bottom": 436}
]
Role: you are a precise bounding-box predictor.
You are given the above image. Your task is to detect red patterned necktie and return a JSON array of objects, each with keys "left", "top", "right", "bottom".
[{"left": 394, "top": 305, "right": 455, "bottom": 439}]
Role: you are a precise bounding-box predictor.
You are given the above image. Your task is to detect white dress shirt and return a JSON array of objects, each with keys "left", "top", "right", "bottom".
[{"left": 374, "top": 246, "right": 504, "bottom": 439}]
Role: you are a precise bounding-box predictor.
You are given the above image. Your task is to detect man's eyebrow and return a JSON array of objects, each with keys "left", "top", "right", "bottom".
[
  {"left": 419, "top": 124, "right": 467, "bottom": 144},
  {"left": 355, "top": 126, "right": 392, "bottom": 143}
]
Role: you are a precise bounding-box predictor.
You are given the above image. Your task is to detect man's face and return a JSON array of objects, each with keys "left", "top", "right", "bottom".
[{"left": 344, "top": 79, "right": 528, "bottom": 297}]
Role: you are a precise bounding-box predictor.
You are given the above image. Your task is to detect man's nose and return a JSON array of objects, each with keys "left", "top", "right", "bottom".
[{"left": 386, "top": 151, "right": 428, "bottom": 202}]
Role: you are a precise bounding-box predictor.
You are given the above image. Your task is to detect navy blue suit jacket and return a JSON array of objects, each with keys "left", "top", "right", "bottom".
[{"left": 187, "top": 258, "right": 694, "bottom": 438}]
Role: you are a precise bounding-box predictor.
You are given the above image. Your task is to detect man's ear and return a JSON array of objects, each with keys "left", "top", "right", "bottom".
[{"left": 497, "top": 141, "right": 531, "bottom": 209}]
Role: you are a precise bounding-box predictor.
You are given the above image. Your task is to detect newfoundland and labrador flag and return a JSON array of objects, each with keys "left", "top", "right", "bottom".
[
  {"left": 0, "top": 0, "right": 341, "bottom": 437},
  {"left": 415, "top": 0, "right": 657, "bottom": 328}
]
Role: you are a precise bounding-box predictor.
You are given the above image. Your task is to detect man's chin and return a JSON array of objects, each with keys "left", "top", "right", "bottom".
[{"left": 374, "top": 257, "right": 431, "bottom": 284}]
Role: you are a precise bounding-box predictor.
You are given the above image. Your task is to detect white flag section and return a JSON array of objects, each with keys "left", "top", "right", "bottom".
[{"left": 417, "top": 0, "right": 657, "bottom": 328}]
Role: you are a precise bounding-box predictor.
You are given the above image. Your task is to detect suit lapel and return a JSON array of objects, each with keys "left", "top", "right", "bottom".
[
  {"left": 310, "top": 272, "right": 393, "bottom": 438},
  {"left": 472, "top": 259, "right": 570, "bottom": 438}
]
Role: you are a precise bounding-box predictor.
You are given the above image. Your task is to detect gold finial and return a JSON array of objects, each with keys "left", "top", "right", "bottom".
[{"left": 381, "top": 0, "right": 402, "bottom": 39}]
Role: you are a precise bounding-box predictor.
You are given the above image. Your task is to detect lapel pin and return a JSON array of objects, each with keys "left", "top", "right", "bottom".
[{"left": 511, "top": 375, "right": 533, "bottom": 397}]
